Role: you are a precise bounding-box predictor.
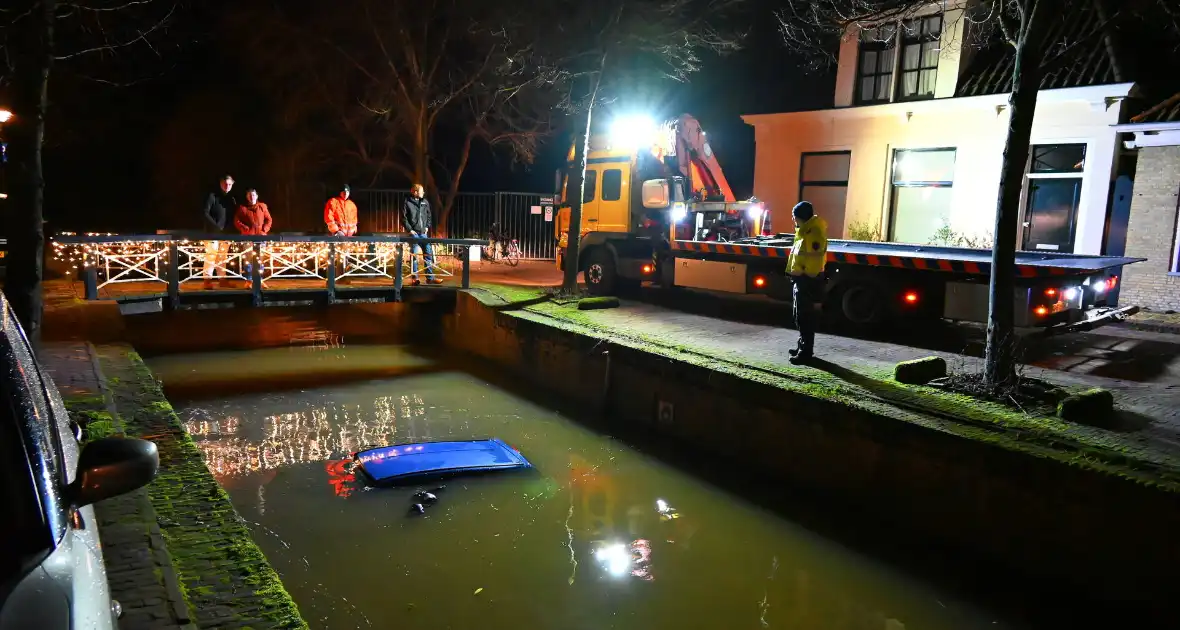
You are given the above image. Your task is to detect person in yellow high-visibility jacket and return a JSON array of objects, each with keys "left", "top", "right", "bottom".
[{"left": 786, "top": 201, "right": 828, "bottom": 364}]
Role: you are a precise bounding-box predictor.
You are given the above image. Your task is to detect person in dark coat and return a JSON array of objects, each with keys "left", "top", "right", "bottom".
[
  {"left": 201, "top": 175, "right": 237, "bottom": 289},
  {"left": 403, "top": 184, "right": 442, "bottom": 285}
]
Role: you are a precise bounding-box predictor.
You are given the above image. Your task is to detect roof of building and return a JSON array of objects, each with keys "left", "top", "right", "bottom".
[
  {"left": 1130, "top": 93, "right": 1180, "bottom": 124},
  {"left": 955, "top": 7, "right": 1123, "bottom": 97}
]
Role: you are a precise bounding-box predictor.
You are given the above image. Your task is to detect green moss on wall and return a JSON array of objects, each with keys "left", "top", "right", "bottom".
[{"left": 96, "top": 346, "right": 308, "bottom": 629}]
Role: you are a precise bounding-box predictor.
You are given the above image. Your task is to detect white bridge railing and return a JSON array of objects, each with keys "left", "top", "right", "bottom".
[{"left": 52, "top": 233, "right": 488, "bottom": 306}]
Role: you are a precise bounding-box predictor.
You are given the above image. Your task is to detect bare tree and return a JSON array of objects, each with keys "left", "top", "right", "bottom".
[
  {"left": 522, "top": 0, "right": 747, "bottom": 291},
  {"left": 776, "top": 0, "right": 1178, "bottom": 391},
  {"left": 230, "top": 0, "right": 552, "bottom": 234},
  {"left": 0, "top": 0, "right": 179, "bottom": 340}
]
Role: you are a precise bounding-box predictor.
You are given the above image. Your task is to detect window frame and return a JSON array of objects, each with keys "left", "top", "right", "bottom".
[
  {"left": 896, "top": 15, "right": 942, "bottom": 102},
  {"left": 601, "top": 168, "right": 623, "bottom": 202},
  {"left": 799, "top": 151, "right": 852, "bottom": 238},
  {"left": 1172, "top": 194, "right": 1180, "bottom": 273},
  {"left": 887, "top": 147, "right": 957, "bottom": 242},
  {"left": 1020, "top": 143, "right": 1087, "bottom": 252},
  {"left": 582, "top": 169, "right": 598, "bottom": 202},
  {"left": 855, "top": 12, "right": 943, "bottom": 106},
  {"left": 854, "top": 25, "right": 897, "bottom": 106}
]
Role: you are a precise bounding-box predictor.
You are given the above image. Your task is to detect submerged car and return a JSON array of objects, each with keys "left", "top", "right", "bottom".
[{"left": 0, "top": 294, "right": 160, "bottom": 629}]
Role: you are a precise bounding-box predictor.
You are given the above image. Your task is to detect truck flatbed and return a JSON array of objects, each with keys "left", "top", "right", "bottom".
[{"left": 671, "top": 238, "right": 1144, "bottom": 278}]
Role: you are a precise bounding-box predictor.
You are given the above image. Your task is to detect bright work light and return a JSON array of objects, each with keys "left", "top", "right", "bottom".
[{"left": 609, "top": 115, "right": 657, "bottom": 151}]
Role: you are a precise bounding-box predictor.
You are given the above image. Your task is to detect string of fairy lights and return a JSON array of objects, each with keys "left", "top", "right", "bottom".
[
  {"left": 50, "top": 233, "right": 458, "bottom": 282},
  {"left": 185, "top": 393, "right": 433, "bottom": 480}
]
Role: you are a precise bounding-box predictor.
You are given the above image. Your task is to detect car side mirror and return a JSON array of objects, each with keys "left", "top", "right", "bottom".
[{"left": 68, "top": 437, "right": 159, "bottom": 509}]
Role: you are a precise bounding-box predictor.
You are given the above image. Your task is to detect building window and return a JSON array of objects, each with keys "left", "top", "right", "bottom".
[
  {"left": 856, "top": 24, "right": 896, "bottom": 105},
  {"left": 856, "top": 13, "right": 942, "bottom": 105},
  {"left": 888, "top": 148, "right": 956, "bottom": 244},
  {"left": 602, "top": 169, "right": 623, "bottom": 201},
  {"left": 799, "top": 152, "right": 851, "bottom": 238},
  {"left": 1172, "top": 203, "right": 1180, "bottom": 273},
  {"left": 1022, "top": 144, "right": 1086, "bottom": 252},
  {"left": 898, "top": 15, "right": 942, "bottom": 100}
]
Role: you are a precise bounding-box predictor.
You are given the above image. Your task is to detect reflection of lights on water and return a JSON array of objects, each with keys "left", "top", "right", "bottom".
[
  {"left": 593, "top": 539, "right": 654, "bottom": 581},
  {"left": 594, "top": 543, "right": 631, "bottom": 577},
  {"left": 656, "top": 498, "right": 680, "bottom": 521},
  {"left": 186, "top": 393, "right": 429, "bottom": 481},
  {"left": 631, "top": 539, "right": 653, "bottom": 581}
]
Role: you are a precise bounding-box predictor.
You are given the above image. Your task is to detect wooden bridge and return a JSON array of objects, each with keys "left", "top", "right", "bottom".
[{"left": 52, "top": 233, "right": 493, "bottom": 309}]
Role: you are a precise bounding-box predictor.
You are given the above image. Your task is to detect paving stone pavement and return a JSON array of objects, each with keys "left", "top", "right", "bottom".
[
  {"left": 554, "top": 298, "right": 1180, "bottom": 458},
  {"left": 39, "top": 342, "right": 193, "bottom": 630}
]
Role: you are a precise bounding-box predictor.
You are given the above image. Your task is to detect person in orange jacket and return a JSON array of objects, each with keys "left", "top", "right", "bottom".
[
  {"left": 324, "top": 184, "right": 358, "bottom": 236},
  {"left": 235, "top": 188, "right": 273, "bottom": 235},
  {"left": 235, "top": 188, "right": 273, "bottom": 288}
]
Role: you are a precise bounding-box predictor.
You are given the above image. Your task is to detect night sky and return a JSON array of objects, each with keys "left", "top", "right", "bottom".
[{"left": 27, "top": 3, "right": 834, "bottom": 233}]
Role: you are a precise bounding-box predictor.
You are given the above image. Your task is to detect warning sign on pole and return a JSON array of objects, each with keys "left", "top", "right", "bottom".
[
  {"left": 530, "top": 205, "right": 542, "bottom": 215},
  {"left": 544, "top": 207, "right": 553, "bottom": 222}
]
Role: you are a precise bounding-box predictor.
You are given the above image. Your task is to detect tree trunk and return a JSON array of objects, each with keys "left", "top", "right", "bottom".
[
  {"left": 4, "top": 0, "right": 54, "bottom": 345},
  {"left": 984, "top": 1, "right": 1047, "bottom": 389},
  {"left": 436, "top": 128, "right": 477, "bottom": 237},
  {"left": 413, "top": 106, "right": 429, "bottom": 187},
  {"left": 561, "top": 113, "right": 593, "bottom": 291},
  {"left": 561, "top": 54, "right": 607, "bottom": 291}
]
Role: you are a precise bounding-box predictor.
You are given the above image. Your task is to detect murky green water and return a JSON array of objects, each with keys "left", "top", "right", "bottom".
[{"left": 150, "top": 344, "right": 1011, "bottom": 629}]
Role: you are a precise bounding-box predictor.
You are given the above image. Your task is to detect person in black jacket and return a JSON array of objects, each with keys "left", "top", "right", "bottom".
[
  {"left": 201, "top": 175, "right": 237, "bottom": 289},
  {"left": 403, "top": 184, "right": 442, "bottom": 285}
]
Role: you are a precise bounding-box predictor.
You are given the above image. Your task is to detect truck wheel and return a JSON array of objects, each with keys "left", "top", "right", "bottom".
[
  {"left": 584, "top": 249, "right": 617, "bottom": 296},
  {"left": 837, "top": 282, "right": 886, "bottom": 328}
]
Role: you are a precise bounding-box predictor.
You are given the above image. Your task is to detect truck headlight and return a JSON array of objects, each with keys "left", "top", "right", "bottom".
[
  {"left": 670, "top": 202, "right": 687, "bottom": 223},
  {"left": 746, "top": 203, "right": 764, "bottom": 220}
]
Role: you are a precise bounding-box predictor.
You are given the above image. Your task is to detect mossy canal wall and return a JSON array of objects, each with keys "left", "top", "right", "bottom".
[{"left": 47, "top": 289, "right": 1180, "bottom": 622}]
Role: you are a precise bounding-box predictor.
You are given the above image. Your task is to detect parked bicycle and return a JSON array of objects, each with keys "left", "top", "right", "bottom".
[{"left": 483, "top": 223, "right": 522, "bottom": 267}]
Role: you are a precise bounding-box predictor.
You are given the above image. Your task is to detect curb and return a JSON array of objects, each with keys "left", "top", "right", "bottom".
[{"left": 1122, "top": 320, "right": 1180, "bottom": 335}]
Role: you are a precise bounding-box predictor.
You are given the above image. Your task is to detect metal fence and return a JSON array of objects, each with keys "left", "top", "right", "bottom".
[{"left": 355, "top": 190, "right": 559, "bottom": 260}]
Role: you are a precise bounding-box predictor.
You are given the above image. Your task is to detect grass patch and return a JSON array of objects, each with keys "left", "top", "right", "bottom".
[{"left": 467, "top": 283, "right": 550, "bottom": 308}]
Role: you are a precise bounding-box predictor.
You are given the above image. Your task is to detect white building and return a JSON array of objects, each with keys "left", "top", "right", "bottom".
[{"left": 743, "top": 4, "right": 1138, "bottom": 258}]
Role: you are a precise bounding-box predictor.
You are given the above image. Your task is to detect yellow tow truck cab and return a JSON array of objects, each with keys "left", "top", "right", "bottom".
[{"left": 554, "top": 115, "right": 770, "bottom": 294}]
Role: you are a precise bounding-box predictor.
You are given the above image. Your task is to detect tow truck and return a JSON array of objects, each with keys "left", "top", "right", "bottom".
[{"left": 554, "top": 114, "right": 1144, "bottom": 334}]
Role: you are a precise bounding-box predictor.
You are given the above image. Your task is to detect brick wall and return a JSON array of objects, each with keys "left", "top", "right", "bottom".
[{"left": 1120, "top": 146, "right": 1180, "bottom": 312}]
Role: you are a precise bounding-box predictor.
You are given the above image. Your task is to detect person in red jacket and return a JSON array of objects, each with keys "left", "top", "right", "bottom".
[
  {"left": 235, "top": 188, "right": 273, "bottom": 288},
  {"left": 324, "top": 184, "right": 358, "bottom": 236},
  {"left": 235, "top": 188, "right": 273, "bottom": 235}
]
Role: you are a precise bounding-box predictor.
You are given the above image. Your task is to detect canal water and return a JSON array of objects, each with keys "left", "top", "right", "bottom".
[{"left": 150, "top": 342, "right": 1013, "bottom": 630}]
